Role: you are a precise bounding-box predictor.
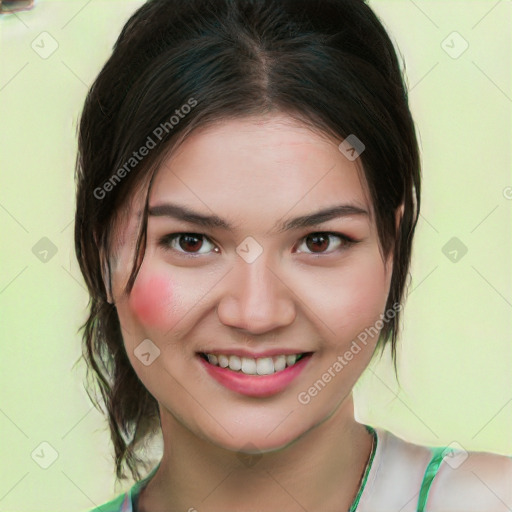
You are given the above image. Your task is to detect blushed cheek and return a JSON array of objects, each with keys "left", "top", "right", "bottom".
[{"left": 129, "top": 273, "right": 175, "bottom": 329}]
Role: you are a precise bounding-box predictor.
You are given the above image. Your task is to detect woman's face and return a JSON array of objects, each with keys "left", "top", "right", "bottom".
[{"left": 110, "top": 113, "right": 394, "bottom": 453}]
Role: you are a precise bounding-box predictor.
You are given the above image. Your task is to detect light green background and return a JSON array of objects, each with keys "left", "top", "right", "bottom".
[{"left": 0, "top": 0, "right": 510, "bottom": 510}]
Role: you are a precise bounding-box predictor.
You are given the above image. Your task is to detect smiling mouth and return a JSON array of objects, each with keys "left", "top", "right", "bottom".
[{"left": 198, "top": 352, "right": 313, "bottom": 376}]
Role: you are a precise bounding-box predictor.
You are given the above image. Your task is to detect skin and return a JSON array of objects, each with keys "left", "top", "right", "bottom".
[{"left": 109, "top": 113, "right": 400, "bottom": 511}]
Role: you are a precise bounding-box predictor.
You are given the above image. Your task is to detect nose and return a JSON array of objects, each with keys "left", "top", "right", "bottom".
[{"left": 216, "top": 252, "right": 296, "bottom": 334}]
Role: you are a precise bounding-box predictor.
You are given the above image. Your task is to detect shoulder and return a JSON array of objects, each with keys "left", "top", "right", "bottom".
[
  {"left": 359, "top": 427, "right": 512, "bottom": 512},
  {"left": 370, "top": 428, "right": 436, "bottom": 493},
  {"left": 84, "top": 463, "right": 159, "bottom": 512},
  {"left": 85, "top": 491, "right": 130, "bottom": 512},
  {"left": 426, "top": 445, "right": 512, "bottom": 511},
  {"left": 358, "top": 428, "right": 435, "bottom": 511}
]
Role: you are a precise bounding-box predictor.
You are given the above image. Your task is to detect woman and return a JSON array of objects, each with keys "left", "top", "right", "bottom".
[{"left": 74, "top": 0, "right": 511, "bottom": 510}]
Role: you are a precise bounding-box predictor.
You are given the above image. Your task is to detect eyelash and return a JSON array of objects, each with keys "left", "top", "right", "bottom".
[{"left": 157, "top": 232, "right": 359, "bottom": 257}]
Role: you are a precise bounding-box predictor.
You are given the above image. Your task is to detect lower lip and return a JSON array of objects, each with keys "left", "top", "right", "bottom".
[{"left": 197, "top": 353, "right": 313, "bottom": 397}]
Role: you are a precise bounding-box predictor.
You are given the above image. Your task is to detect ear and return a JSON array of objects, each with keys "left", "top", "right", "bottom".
[{"left": 94, "top": 231, "right": 114, "bottom": 304}]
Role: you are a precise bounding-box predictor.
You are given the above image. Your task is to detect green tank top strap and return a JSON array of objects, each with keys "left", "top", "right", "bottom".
[
  {"left": 349, "top": 425, "right": 378, "bottom": 512},
  {"left": 416, "top": 446, "right": 454, "bottom": 512}
]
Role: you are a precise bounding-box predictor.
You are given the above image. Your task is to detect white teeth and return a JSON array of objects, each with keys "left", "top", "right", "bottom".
[
  {"left": 218, "top": 354, "right": 229, "bottom": 368},
  {"left": 273, "top": 355, "right": 286, "bottom": 372},
  {"left": 228, "top": 355, "right": 242, "bottom": 371},
  {"left": 241, "top": 357, "right": 257, "bottom": 375},
  {"left": 286, "top": 354, "right": 297, "bottom": 366},
  {"left": 256, "top": 357, "right": 274, "bottom": 375},
  {"left": 203, "top": 352, "right": 306, "bottom": 375}
]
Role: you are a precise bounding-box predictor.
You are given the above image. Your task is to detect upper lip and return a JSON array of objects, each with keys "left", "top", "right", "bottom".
[{"left": 198, "top": 349, "right": 312, "bottom": 358}]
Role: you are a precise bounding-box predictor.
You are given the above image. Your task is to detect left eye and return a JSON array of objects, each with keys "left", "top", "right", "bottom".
[{"left": 295, "top": 232, "right": 355, "bottom": 254}]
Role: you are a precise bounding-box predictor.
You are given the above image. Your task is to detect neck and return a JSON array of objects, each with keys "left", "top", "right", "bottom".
[{"left": 138, "top": 394, "right": 374, "bottom": 512}]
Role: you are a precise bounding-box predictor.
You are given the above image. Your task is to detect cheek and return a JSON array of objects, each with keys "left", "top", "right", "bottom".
[
  {"left": 129, "top": 273, "right": 175, "bottom": 329},
  {"left": 350, "top": 264, "right": 389, "bottom": 316},
  {"left": 326, "top": 257, "right": 390, "bottom": 333}
]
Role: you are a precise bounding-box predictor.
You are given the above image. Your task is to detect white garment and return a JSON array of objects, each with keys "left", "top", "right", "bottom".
[{"left": 358, "top": 427, "right": 512, "bottom": 512}]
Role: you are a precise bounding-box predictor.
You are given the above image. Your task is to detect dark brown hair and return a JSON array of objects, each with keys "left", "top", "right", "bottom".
[{"left": 74, "top": 0, "right": 421, "bottom": 483}]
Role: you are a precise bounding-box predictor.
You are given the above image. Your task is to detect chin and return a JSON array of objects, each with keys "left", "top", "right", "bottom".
[{"left": 193, "top": 407, "right": 321, "bottom": 455}]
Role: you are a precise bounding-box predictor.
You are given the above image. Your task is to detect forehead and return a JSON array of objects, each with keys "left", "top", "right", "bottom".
[{"left": 149, "top": 114, "right": 371, "bottom": 214}]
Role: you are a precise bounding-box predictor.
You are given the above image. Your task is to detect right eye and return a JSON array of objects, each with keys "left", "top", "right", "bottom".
[{"left": 158, "top": 233, "right": 218, "bottom": 255}]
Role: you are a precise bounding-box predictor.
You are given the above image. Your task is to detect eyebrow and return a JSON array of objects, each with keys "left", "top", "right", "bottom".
[{"left": 148, "top": 202, "right": 368, "bottom": 233}]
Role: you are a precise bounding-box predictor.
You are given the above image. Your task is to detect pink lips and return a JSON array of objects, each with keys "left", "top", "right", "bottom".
[{"left": 197, "top": 353, "right": 313, "bottom": 397}]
